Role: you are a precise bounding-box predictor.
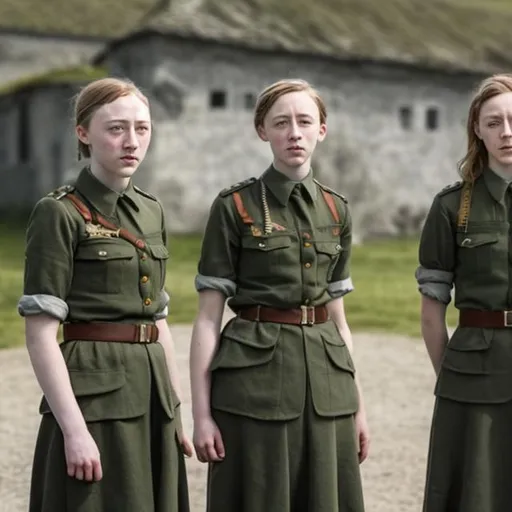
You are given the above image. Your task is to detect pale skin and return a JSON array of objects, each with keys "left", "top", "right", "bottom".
[
  {"left": 422, "top": 91, "right": 512, "bottom": 373},
  {"left": 25, "top": 92, "right": 192, "bottom": 484},
  {"left": 190, "top": 89, "right": 369, "bottom": 464}
]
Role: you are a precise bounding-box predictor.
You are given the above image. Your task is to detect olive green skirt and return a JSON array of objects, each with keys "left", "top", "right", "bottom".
[
  {"left": 423, "top": 397, "right": 512, "bottom": 512},
  {"left": 207, "top": 393, "right": 365, "bottom": 512},
  {"left": 29, "top": 378, "right": 189, "bottom": 512}
]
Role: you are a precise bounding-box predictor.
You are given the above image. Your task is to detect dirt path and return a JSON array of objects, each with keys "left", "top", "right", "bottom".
[{"left": 0, "top": 328, "right": 436, "bottom": 512}]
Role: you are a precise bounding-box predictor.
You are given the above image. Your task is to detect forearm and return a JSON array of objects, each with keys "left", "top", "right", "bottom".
[
  {"left": 421, "top": 296, "right": 449, "bottom": 374},
  {"left": 189, "top": 290, "right": 225, "bottom": 422},
  {"left": 25, "top": 316, "right": 87, "bottom": 437},
  {"left": 156, "top": 319, "right": 184, "bottom": 401}
]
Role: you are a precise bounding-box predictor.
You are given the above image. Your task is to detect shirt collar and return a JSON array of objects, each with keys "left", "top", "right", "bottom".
[
  {"left": 261, "top": 164, "right": 317, "bottom": 206},
  {"left": 74, "top": 166, "right": 140, "bottom": 217},
  {"left": 483, "top": 166, "right": 512, "bottom": 204}
]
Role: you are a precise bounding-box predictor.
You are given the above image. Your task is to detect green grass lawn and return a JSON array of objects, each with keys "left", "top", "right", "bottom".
[{"left": 0, "top": 226, "right": 457, "bottom": 350}]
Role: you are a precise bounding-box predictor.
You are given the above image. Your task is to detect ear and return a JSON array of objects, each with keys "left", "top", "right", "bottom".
[
  {"left": 257, "top": 124, "right": 269, "bottom": 142},
  {"left": 318, "top": 123, "right": 327, "bottom": 142},
  {"left": 76, "top": 125, "right": 90, "bottom": 145}
]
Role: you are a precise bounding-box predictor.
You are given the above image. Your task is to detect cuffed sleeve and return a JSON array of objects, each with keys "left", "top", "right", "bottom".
[
  {"left": 196, "top": 195, "right": 241, "bottom": 296},
  {"left": 21, "top": 197, "right": 77, "bottom": 307},
  {"left": 17, "top": 294, "right": 69, "bottom": 320},
  {"left": 155, "top": 290, "right": 170, "bottom": 320},
  {"left": 416, "top": 194, "right": 456, "bottom": 304},
  {"left": 327, "top": 277, "right": 354, "bottom": 298}
]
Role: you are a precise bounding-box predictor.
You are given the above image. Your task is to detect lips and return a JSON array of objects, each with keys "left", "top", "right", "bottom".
[
  {"left": 288, "top": 146, "right": 304, "bottom": 151},
  {"left": 121, "top": 155, "right": 138, "bottom": 162}
]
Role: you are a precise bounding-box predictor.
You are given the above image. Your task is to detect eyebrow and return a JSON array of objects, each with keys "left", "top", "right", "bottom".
[
  {"left": 106, "top": 119, "right": 150, "bottom": 124},
  {"left": 272, "top": 113, "right": 314, "bottom": 120}
]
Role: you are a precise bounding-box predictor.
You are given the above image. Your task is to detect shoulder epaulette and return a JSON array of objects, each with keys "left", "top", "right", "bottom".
[
  {"left": 313, "top": 179, "right": 348, "bottom": 203},
  {"left": 47, "top": 184, "right": 75, "bottom": 200},
  {"left": 134, "top": 185, "right": 157, "bottom": 201},
  {"left": 437, "top": 181, "right": 464, "bottom": 197},
  {"left": 219, "top": 177, "right": 257, "bottom": 197}
]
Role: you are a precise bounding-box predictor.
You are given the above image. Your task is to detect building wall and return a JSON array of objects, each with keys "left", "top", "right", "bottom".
[{"left": 105, "top": 35, "right": 482, "bottom": 238}]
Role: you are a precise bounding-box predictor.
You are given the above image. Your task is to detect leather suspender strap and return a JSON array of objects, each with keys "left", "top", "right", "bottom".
[
  {"left": 320, "top": 189, "right": 340, "bottom": 223},
  {"left": 232, "top": 191, "right": 254, "bottom": 224},
  {"left": 66, "top": 193, "right": 147, "bottom": 250}
]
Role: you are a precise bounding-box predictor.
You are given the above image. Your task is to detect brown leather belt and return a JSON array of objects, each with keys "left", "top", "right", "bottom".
[
  {"left": 237, "top": 305, "right": 329, "bottom": 326},
  {"left": 63, "top": 323, "right": 159, "bottom": 343},
  {"left": 459, "top": 309, "right": 512, "bottom": 328}
]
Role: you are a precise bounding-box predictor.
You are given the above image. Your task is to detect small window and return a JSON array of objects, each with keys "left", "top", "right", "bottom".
[
  {"left": 244, "top": 93, "right": 256, "bottom": 110},
  {"left": 399, "top": 106, "right": 412, "bottom": 130},
  {"left": 210, "top": 90, "right": 226, "bottom": 109},
  {"left": 426, "top": 107, "right": 439, "bottom": 131}
]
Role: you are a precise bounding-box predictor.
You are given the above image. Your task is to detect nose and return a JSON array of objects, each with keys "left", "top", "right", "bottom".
[
  {"left": 502, "top": 119, "right": 512, "bottom": 137},
  {"left": 288, "top": 120, "right": 302, "bottom": 140},
  {"left": 124, "top": 128, "right": 139, "bottom": 148}
]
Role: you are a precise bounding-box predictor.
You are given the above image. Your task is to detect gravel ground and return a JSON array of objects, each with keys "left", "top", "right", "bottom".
[{"left": 0, "top": 326, "right": 436, "bottom": 512}]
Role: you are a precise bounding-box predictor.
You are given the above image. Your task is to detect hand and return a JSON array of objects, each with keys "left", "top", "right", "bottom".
[
  {"left": 355, "top": 409, "right": 370, "bottom": 464},
  {"left": 193, "top": 416, "right": 225, "bottom": 463},
  {"left": 63, "top": 429, "right": 102, "bottom": 482},
  {"left": 178, "top": 431, "right": 194, "bottom": 458}
]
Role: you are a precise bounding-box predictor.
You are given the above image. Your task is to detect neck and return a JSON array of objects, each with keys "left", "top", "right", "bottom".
[
  {"left": 272, "top": 158, "right": 311, "bottom": 181},
  {"left": 89, "top": 161, "right": 129, "bottom": 193}
]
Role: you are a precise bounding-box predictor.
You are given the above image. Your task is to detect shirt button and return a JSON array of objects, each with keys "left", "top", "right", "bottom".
[
  {"left": 98, "top": 250, "right": 107, "bottom": 256},
  {"left": 141, "top": 276, "right": 149, "bottom": 283},
  {"left": 144, "top": 298, "right": 152, "bottom": 306},
  {"left": 141, "top": 254, "right": 147, "bottom": 261},
  {"left": 304, "top": 242, "right": 311, "bottom": 248},
  {"left": 335, "top": 244, "right": 342, "bottom": 251},
  {"left": 258, "top": 242, "right": 266, "bottom": 248},
  {"left": 304, "top": 262, "right": 312, "bottom": 269}
]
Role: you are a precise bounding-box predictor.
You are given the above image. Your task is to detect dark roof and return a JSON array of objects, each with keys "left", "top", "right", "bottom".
[
  {"left": 0, "top": 0, "right": 157, "bottom": 38},
  {"left": 103, "top": 0, "right": 512, "bottom": 73}
]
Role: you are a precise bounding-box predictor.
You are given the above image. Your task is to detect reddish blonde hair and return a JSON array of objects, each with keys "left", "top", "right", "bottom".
[
  {"left": 253, "top": 79, "right": 327, "bottom": 130},
  {"left": 459, "top": 73, "right": 512, "bottom": 182},
  {"left": 74, "top": 77, "right": 149, "bottom": 159}
]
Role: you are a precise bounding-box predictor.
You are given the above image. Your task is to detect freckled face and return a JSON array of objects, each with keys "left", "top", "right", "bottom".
[
  {"left": 257, "top": 91, "right": 326, "bottom": 172},
  {"left": 76, "top": 93, "right": 152, "bottom": 179}
]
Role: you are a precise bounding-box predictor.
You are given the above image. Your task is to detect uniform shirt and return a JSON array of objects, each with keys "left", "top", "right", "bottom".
[
  {"left": 18, "top": 166, "right": 170, "bottom": 323},
  {"left": 196, "top": 165, "right": 353, "bottom": 308}
]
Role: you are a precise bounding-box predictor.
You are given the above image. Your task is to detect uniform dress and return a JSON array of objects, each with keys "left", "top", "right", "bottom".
[
  {"left": 196, "top": 165, "right": 365, "bottom": 512},
  {"left": 17, "top": 166, "right": 190, "bottom": 512},
  {"left": 417, "top": 167, "right": 512, "bottom": 512}
]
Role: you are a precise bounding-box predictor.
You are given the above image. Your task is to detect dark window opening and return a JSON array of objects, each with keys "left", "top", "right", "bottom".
[
  {"left": 399, "top": 106, "right": 412, "bottom": 130},
  {"left": 244, "top": 93, "right": 256, "bottom": 110},
  {"left": 210, "top": 90, "right": 227, "bottom": 109},
  {"left": 18, "top": 97, "right": 30, "bottom": 163},
  {"left": 426, "top": 107, "right": 439, "bottom": 131}
]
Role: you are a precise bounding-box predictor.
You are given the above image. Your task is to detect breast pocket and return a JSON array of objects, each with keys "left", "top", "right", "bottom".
[
  {"left": 314, "top": 240, "right": 343, "bottom": 281},
  {"left": 456, "top": 232, "right": 499, "bottom": 275},
  {"left": 73, "top": 239, "right": 135, "bottom": 294},
  {"left": 239, "top": 235, "right": 292, "bottom": 279}
]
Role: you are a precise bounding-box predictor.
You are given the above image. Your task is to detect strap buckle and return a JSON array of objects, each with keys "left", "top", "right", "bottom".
[
  {"left": 139, "top": 324, "right": 151, "bottom": 343},
  {"left": 504, "top": 311, "right": 512, "bottom": 327},
  {"left": 300, "top": 305, "right": 315, "bottom": 326}
]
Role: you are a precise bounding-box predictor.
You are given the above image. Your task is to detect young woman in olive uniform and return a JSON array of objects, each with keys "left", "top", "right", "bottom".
[
  {"left": 418, "top": 73, "right": 512, "bottom": 511},
  {"left": 18, "top": 77, "right": 191, "bottom": 512},
  {"left": 189, "top": 79, "right": 369, "bottom": 512}
]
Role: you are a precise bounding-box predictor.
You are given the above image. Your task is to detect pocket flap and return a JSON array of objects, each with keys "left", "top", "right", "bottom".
[
  {"left": 148, "top": 244, "right": 169, "bottom": 260},
  {"left": 210, "top": 318, "right": 281, "bottom": 370},
  {"left": 75, "top": 239, "right": 135, "bottom": 260},
  {"left": 69, "top": 369, "right": 126, "bottom": 396},
  {"left": 314, "top": 241, "right": 343, "bottom": 255},
  {"left": 241, "top": 235, "right": 292, "bottom": 251},
  {"left": 321, "top": 335, "right": 355, "bottom": 373},
  {"left": 456, "top": 233, "right": 498, "bottom": 248}
]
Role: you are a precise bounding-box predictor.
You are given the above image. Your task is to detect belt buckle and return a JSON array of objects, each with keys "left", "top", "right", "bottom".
[
  {"left": 300, "top": 305, "right": 315, "bottom": 326},
  {"left": 139, "top": 324, "right": 149, "bottom": 343},
  {"left": 504, "top": 311, "right": 512, "bottom": 327}
]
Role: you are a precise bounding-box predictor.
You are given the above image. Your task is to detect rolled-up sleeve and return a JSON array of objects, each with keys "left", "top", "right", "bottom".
[
  {"left": 416, "top": 195, "right": 455, "bottom": 304},
  {"left": 18, "top": 197, "right": 76, "bottom": 320},
  {"left": 328, "top": 203, "right": 354, "bottom": 298},
  {"left": 196, "top": 195, "right": 240, "bottom": 297}
]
